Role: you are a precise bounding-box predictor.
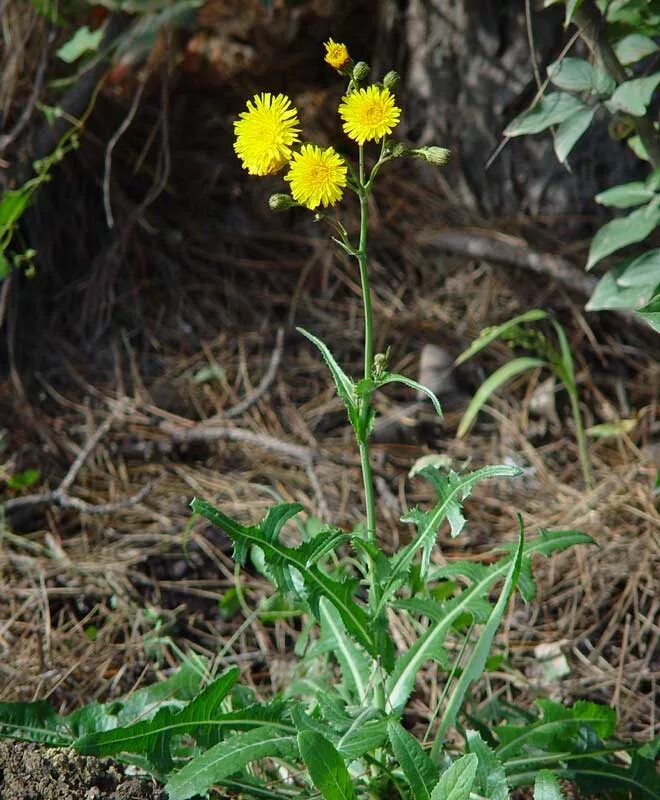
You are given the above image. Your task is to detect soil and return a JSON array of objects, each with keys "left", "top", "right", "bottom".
[{"left": 0, "top": 741, "right": 166, "bottom": 800}]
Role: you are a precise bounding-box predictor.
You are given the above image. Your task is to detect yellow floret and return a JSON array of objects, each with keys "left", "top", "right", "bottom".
[
  {"left": 338, "top": 85, "right": 401, "bottom": 145},
  {"left": 234, "top": 93, "right": 301, "bottom": 176},
  {"left": 284, "top": 144, "right": 347, "bottom": 210}
]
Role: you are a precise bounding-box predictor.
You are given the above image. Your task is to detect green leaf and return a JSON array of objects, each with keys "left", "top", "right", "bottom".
[
  {"left": 298, "top": 731, "right": 357, "bottom": 800},
  {"left": 376, "top": 372, "right": 443, "bottom": 419},
  {"left": 319, "top": 597, "right": 373, "bottom": 703},
  {"left": 0, "top": 700, "right": 71, "bottom": 746},
  {"left": 297, "top": 327, "right": 359, "bottom": 432},
  {"left": 617, "top": 249, "right": 660, "bottom": 287},
  {"left": 380, "top": 464, "right": 521, "bottom": 612},
  {"left": 74, "top": 669, "right": 244, "bottom": 768},
  {"left": 504, "top": 93, "right": 585, "bottom": 136},
  {"left": 431, "top": 754, "right": 478, "bottom": 800},
  {"left": 553, "top": 107, "right": 595, "bottom": 163},
  {"left": 586, "top": 419, "right": 637, "bottom": 438},
  {"left": 614, "top": 33, "right": 659, "bottom": 65},
  {"left": 337, "top": 718, "right": 389, "bottom": 759},
  {"left": 455, "top": 310, "right": 548, "bottom": 365},
  {"left": 0, "top": 189, "right": 30, "bottom": 228},
  {"left": 165, "top": 726, "right": 297, "bottom": 800},
  {"left": 7, "top": 468, "right": 40, "bottom": 489},
  {"left": 606, "top": 73, "right": 660, "bottom": 116},
  {"left": 191, "top": 499, "right": 377, "bottom": 659},
  {"left": 586, "top": 202, "right": 660, "bottom": 269},
  {"left": 466, "top": 730, "right": 510, "bottom": 800},
  {"left": 637, "top": 293, "right": 660, "bottom": 332},
  {"left": 534, "top": 770, "right": 565, "bottom": 799},
  {"left": 595, "top": 181, "right": 656, "bottom": 208},
  {"left": 547, "top": 58, "right": 613, "bottom": 94},
  {"left": 434, "top": 523, "right": 524, "bottom": 748},
  {"left": 387, "top": 721, "right": 438, "bottom": 800},
  {"left": 586, "top": 265, "right": 657, "bottom": 311},
  {"left": 57, "top": 25, "right": 104, "bottom": 63},
  {"left": 457, "top": 357, "right": 547, "bottom": 438},
  {"left": 563, "top": 0, "right": 583, "bottom": 26}
]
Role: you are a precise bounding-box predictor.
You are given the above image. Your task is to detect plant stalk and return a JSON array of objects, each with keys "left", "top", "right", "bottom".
[{"left": 567, "top": 385, "right": 593, "bottom": 490}]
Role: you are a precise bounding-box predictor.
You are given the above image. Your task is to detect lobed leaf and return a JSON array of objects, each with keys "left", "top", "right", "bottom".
[
  {"left": 387, "top": 721, "right": 438, "bottom": 800},
  {"left": 319, "top": 597, "right": 374, "bottom": 704},
  {"left": 466, "top": 729, "right": 510, "bottom": 800},
  {"left": 534, "top": 770, "right": 565, "bottom": 799}
]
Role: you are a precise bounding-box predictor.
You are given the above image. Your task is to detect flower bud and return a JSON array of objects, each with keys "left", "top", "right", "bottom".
[
  {"left": 268, "top": 193, "right": 297, "bottom": 211},
  {"left": 411, "top": 146, "right": 451, "bottom": 166},
  {"left": 352, "top": 61, "right": 370, "bottom": 82},
  {"left": 383, "top": 70, "right": 400, "bottom": 90}
]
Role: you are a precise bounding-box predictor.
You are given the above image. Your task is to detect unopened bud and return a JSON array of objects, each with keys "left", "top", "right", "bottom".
[
  {"left": 383, "top": 70, "right": 400, "bottom": 90},
  {"left": 268, "top": 193, "right": 297, "bottom": 211},
  {"left": 411, "top": 146, "right": 451, "bottom": 166},
  {"left": 386, "top": 141, "right": 409, "bottom": 158},
  {"left": 352, "top": 61, "right": 370, "bottom": 82}
]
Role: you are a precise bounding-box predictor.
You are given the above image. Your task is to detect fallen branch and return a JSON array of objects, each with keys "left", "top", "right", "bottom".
[{"left": 221, "top": 328, "right": 285, "bottom": 420}]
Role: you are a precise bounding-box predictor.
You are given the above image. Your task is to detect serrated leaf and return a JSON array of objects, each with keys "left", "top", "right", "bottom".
[
  {"left": 74, "top": 669, "right": 265, "bottom": 769},
  {"left": 297, "top": 327, "right": 359, "bottom": 432},
  {"left": 455, "top": 310, "right": 548, "bottom": 365},
  {"left": 595, "top": 181, "right": 656, "bottom": 208},
  {"left": 381, "top": 465, "right": 521, "bottom": 610},
  {"left": 0, "top": 700, "right": 71, "bottom": 746},
  {"left": 165, "top": 726, "right": 297, "bottom": 800},
  {"left": 534, "top": 770, "right": 565, "bottom": 799},
  {"left": 298, "top": 731, "right": 357, "bottom": 800},
  {"left": 388, "top": 721, "right": 438, "bottom": 800},
  {"left": 504, "top": 93, "right": 585, "bottom": 136},
  {"left": 434, "top": 524, "right": 524, "bottom": 748},
  {"left": 57, "top": 25, "right": 104, "bottom": 63},
  {"left": 607, "top": 73, "right": 660, "bottom": 116},
  {"left": 457, "top": 357, "right": 547, "bottom": 438},
  {"left": 376, "top": 372, "right": 443, "bottom": 419},
  {"left": 337, "top": 718, "right": 389, "bottom": 759},
  {"left": 192, "top": 499, "right": 376, "bottom": 659},
  {"left": 553, "top": 107, "right": 595, "bottom": 163},
  {"left": 466, "top": 730, "right": 510, "bottom": 800},
  {"left": 319, "top": 598, "right": 373, "bottom": 703},
  {"left": 637, "top": 293, "right": 660, "bottom": 332},
  {"left": 586, "top": 203, "right": 660, "bottom": 269},
  {"left": 431, "top": 754, "right": 478, "bottom": 800}
]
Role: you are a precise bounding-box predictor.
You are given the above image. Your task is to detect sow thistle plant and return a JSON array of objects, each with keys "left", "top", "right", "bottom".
[{"left": 2, "top": 43, "right": 659, "bottom": 800}]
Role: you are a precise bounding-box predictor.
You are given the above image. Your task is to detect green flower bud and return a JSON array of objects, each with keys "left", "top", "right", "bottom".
[
  {"left": 383, "top": 70, "right": 400, "bottom": 90},
  {"left": 268, "top": 193, "right": 297, "bottom": 211},
  {"left": 352, "top": 61, "right": 370, "bottom": 82},
  {"left": 411, "top": 146, "right": 451, "bottom": 166}
]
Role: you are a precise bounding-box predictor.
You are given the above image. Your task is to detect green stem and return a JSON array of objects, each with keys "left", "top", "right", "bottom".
[
  {"left": 356, "top": 145, "right": 384, "bottom": 712},
  {"left": 568, "top": 384, "right": 593, "bottom": 490}
]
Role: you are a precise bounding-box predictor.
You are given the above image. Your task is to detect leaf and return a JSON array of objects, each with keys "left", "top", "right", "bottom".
[
  {"left": 586, "top": 419, "right": 637, "bottom": 438},
  {"left": 387, "top": 721, "right": 438, "bottom": 800},
  {"left": 547, "top": 58, "right": 612, "bottom": 94},
  {"left": 57, "top": 25, "right": 104, "bottom": 63},
  {"left": 637, "top": 293, "right": 660, "bottom": 333},
  {"left": 433, "top": 523, "right": 524, "bottom": 748},
  {"left": 376, "top": 372, "right": 443, "bottom": 419},
  {"left": 614, "top": 33, "right": 659, "bottom": 65},
  {"left": 457, "top": 357, "right": 547, "bottom": 438},
  {"left": 534, "top": 770, "right": 565, "bottom": 799},
  {"left": 553, "top": 107, "right": 595, "bottom": 163},
  {"left": 297, "top": 327, "right": 359, "bottom": 432},
  {"left": 563, "top": 0, "right": 583, "bottom": 26},
  {"left": 586, "top": 202, "right": 660, "bottom": 269},
  {"left": 319, "top": 597, "right": 373, "bottom": 703},
  {"left": 165, "top": 726, "right": 297, "bottom": 800},
  {"left": 606, "top": 73, "right": 660, "bottom": 116},
  {"left": 0, "top": 189, "right": 30, "bottom": 229},
  {"left": 466, "top": 730, "right": 510, "bottom": 800},
  {"left": 192, "top": 499, "right": 377, "bottom": 659},
  {"left": 74, "top": 669, "right": 244, "bottom": 768},
  {"left": 617, "top": 249, "right": 660, "bottom": 287},
  {"left": 0, "top": 700, "right": 71, "bottom": 746},
  {"left": 298, "top": 731, "right": 357, "bottom": 800},
  {"left": 337, "top": 718, "right": 389, "bottom": 759},
  {"left": 7, "top": 468, "right": 40, "bottom": 489},
  {"left": 586, "top": 266, "right": 657, "bottom": 312},
  {"left": 381, "top": 464, "right": 521, "bottom": 609},
  {"left": 504, "top": 93, "right": 585, "bottom": 137},
  {"left": 431, "top": 754, "right": 478, "bottom": 800},
  {"left": 455, "top": 310, "right": 548, "bottom": 365},
  {"left": 595, "top": 181, "right": 656, "bottom": 208}
]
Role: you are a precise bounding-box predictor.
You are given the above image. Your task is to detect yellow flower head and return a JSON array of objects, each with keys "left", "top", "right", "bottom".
[
  {"left": 234, "top": 93, "right": 301, "bottom": 176},
  {"left": 284, "top": 144, "right": 347, "bottom": 210},
  {"left": 324, "top": 38, "right": 350, "bottom": 71},
  {"left": 338, "top": 85, "right": 401, "bottom": 145}
]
